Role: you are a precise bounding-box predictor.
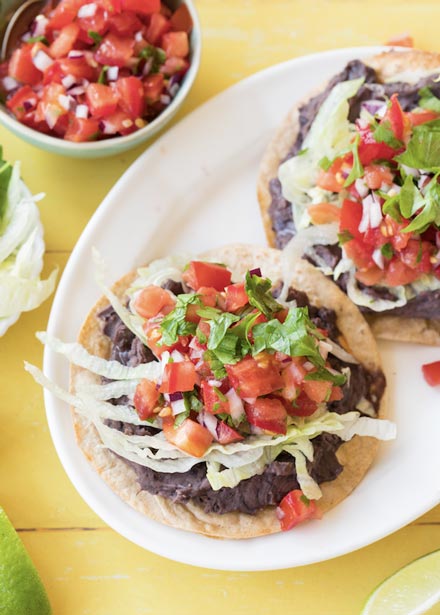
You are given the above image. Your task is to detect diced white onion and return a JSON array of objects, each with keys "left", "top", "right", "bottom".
[
  {"left": 67, "top": 85, "right": 86, "bottom": 96},
  {"left": 171, "top": 398, "right": 186, "bottom": 415},
  {"left": 33, "top": 14, "right": 49, "bottom": 37},
  {"left": 225, "top": 388, "right": 245, "bottom": 423},
  {"left": 207, "top": 379, "right": 222, "bottom": 388},
  {"left": 372, "top": 248, "right": 384, "bottom": 270},
  {"left": 318, "top": 340, "right": 332, "bottom": 361},
  {"left": 68, "top": 50, "right": 84, "bottom": 59},
  {"left": 142, "top": 58, "right": 153, "bottom": 76},
  {"left": 170, "top": 350, "right": 184, "bottom": 363},
  {"left": 58, "top": 94, "right": 71, "bottom": 111},
  {"left": 160, "top": 94, "right": 171, "bottom": 105},
  {"left": 134, "top": 31, "right": 144, "bottom": 42},
  {"left": 359, "top": 194, "right": 382, "bottom": 232},
  {"left": 2, "top": 76, "right": 19, "bottom": 91},
  {"left": 32, "top": 49, "right": 53, "bottom": 72},
  {"left": 169, "top": 83, "right": 179, "bottom": 97},
  {"left": 106, "top": 66, "right": 119, "bottom": 81},
  {"left": 77, "top": 2, "right": 97, "bottom": 18},
  {"left": 355, "top": 177, "right": 369, "bottom": 198},
  {"left": 75, "top": 104, "right": 89, "bottom": 119},
  {"left": 61, "top": 75, "right": 76, "bottom": 89},
  {"left": 401, "top": 164, "right": 420, "bottom": 178},
  {"left": 199, "top": 411, "right": 218, "bottom": 438},
  {"left": 326, "top": 339, "right": 358, "bottom": 364},
  {"left": 44, "top": 106, "right": 60, "bottom": 129}
]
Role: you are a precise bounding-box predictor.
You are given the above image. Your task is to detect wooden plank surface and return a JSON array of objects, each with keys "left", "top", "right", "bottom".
[{"left": 1, "top": 1, "right": 440, "bottom": 613}]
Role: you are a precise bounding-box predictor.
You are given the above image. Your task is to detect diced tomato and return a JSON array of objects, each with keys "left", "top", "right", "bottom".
[
  {"left": 385, "top": 33, "right": 414, "bottom": 48},
  {"left": 364, "top": 165, "right": 394, "bottom": 190},
  {"left": 6, "top": 86, "right": 37, "bottom": 120},
  {"left": 186, "top": 286, "right": 218, "bottom": 323},
  {"left": 421, "top": 360, "right": 440, "bottom": 387},
  {"left": 308, "top": 202, "right": 341, "bottom": 224},
  {"left": 281, "top": 358, "right": 306, "bottom": 401},
  {"left": 58, "top": 57, "right": 96, "bottom": 80},
  {"left": 344, "top": 239, "right": 374, "bottom": 270},
  {"left": 329, "top": 386, "right": 343, "bottom": 402},
  {"left": 382, "top": 94, "right": 411, "bottom": 143},
  {"left": 141, "top": 72, "right": 163, "bottom": 103},
  {"left": 288, "top": 391, "right": 318, "bottom": 417},
  {"left": 146, "top": 12, "right": 171, "bottom": 44},
  {"left": 86, "top": 82, "right": 119, "bottom": 118},
  {"left": 226, "top": 353, "right": 283, "bottom": 399},
  {"left": 357, "top": 123, "right": 401, "bottom": 165},
  {"left": 77, "top": 7, "right": 108, "bottom": 43},
  {"left": 245, "top": 398, "right": 287, "bottom": 435},
  {"left": 107, "top": 11, "right": 142, "bottom": 36},
  {"left": 316, "top": 158, "right": 346, "bottom": 193},
  {"left": 64, "top": 116, "right": 100, "bottom": 141},
  {"left": 46, "top": 0, "right": 83, "bottom": 30},
  {"left": 302, "top": 377, "right": 333, "bottom": 403},
  {"left": 201, "top": 381, "right": 230, "bottom": 414},
  {"left": 400, "top": 240, "right": 433, "bottom": 273},
  {"left": 215, "top": 421, "right": 244, "bottom": 444},
  {"left": 100, "top": 109, "right": 136, "bottom": 134},
  {"left": 161, "top": 31, "right": 189, "bottom": 58},
  {"left": 407, "top": 109, "right": 440, "bottom": 126},
  {"left": 170, "top": 3, "right": 193, "bottom": 33},
  {"left": 224, "top": 282, "right": 248, "bottom": 312},
  {"left": 95, "top": 34, "right": 135, "bottom": 67},
  {"left": 182, "top": 261, "right": 232, "bottom": 292},
  {"left": 133, "top": 379, "right": 159, "bottom": 419},
  {"left": 339, "top": 198, "right": 363, "bottom": 240},
  {"left": 162, "top": 417, "right": 212, "bottom": 458},
  {"left": 160, "top": 56, "right": 189, "bottom": 76},
  {"left": 120, "top": 0, "right": 160, "bottom": 15},
  {"left": 355, "top": 266, "right": 385, "bottom": 286},
  {"left": 384, "top": 258, "right": 420, "bottom": 286},
  {"left": 376, "top": 215, "right": 412, "bottom": 251},
  {"left": 133, "top": 285, "right": 175, "bottom": 319},
  {"left": 276, "top": 490, "right": 320, "bottom": 531},
  {"left": 49, "top": 23, "right": 80, "bottom": 59},
  {"left": 8, "top": 45, "right": 42, "bottom": 85},
  {"left": 114, "top": 75, "right": 144, "bottom": 119},
  {"left": 159, "top": 361, "right": 197, "bottom": 394}
]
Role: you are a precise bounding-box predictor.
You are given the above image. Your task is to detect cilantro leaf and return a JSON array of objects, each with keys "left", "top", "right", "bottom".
[
  {"left": 396, "top": 120, "right": 440, "bottom": 171},
  {"left": 319, "top": 155, "right": 333, "bottom": 171},
  {"left": 88, "top": 30, "right": 102, "bottom": 44},
  {"left": 245, "top": 271, "right": 283, "bottom": 318},
  {"left": 343, "top": 135, "right": 364, "bottom": 187},
  {"left": 304, "top": 367, "right": 346, "bottom": 386},
  {"left": 380, "top": 243, "right": 394, "bottom": 259},
  {"left": 403, "top": 174, "right": 440, "bottom": 233},
  {"left": 174, "top": 410, "right": 190, "bottom": 427},
  {"left": 418, "top": 86, "right": 440, "bottom": 113},
  {"left": 381, "top": 192, "right": 402, "bottom": 221},
  {"left": 372, "top": 120, "right": 403, "bottom": 149},
  {"left": 203, "top": 350, "right": 227, "bottom": 379},
  {"left": 207, "top": 312, "right": 240, "bottom": 351},
  {"left": 160, "top": 294, "right": 200, "bottom": 345},
  {"left": 97, "top": 65, "right": 109, "bottom": 84},
  {"left": 338, "top": 230, "right": 353, "bottom": 245}
]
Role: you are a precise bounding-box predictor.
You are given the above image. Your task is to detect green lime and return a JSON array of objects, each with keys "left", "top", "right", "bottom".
[
  {"left": 0, "top": 507, "right": 51, "bottom": 614},
  {"left": 361, "top": 550, "right": 440, "bottom": 615}
]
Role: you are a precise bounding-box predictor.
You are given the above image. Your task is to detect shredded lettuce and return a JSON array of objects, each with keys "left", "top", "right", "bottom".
[
  {"left": 0, "top": 161, "right": 56, "bottom": 332},
  {"left": 278, "top": 78, "right": 364, "bottom": 229}
]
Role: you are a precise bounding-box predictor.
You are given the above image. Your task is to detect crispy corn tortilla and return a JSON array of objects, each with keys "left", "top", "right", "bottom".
[
  {"left": 71, "top": 244, "right": 386, "bottom": 539},
  {"left": 257, "top": 50, "right": 440, "bottom": 346}
]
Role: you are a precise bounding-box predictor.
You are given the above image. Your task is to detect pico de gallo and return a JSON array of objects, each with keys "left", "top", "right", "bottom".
[
  {"left": 0, "top": 0, "right": 192, "bottom": 141},
  {"left": 314, "top": 93, "right": 440, "bottom": 289}
]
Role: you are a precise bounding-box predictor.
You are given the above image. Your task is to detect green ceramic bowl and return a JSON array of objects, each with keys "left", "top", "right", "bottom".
[{"left": 0, "top": 0, "right": 201, "bottom": 158}]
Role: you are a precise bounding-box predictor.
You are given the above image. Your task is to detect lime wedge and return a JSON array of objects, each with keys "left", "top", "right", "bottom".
[
  {"left": 361, "top": 550, "right": 440, "bottom": 615},
  {"left": 0, "top": 506, "right": 52, "bottom": 614}
]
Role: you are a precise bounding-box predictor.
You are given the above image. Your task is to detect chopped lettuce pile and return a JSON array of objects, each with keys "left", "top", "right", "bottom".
[{"left": 0, "top": 151, "right": 57, "bottom": 335}]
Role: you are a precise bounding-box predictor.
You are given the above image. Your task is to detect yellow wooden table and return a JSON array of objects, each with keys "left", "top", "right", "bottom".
[{"left": 2, "top": 1, "right": 440, "bottom": 613}]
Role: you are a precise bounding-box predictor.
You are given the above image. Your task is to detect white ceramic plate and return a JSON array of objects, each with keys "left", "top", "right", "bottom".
[{"left": 44, "top": 46, "right": 440, "bottom": 571}]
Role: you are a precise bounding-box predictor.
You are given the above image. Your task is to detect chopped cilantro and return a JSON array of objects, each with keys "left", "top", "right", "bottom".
[
  {"left": 304, "top": 366, "right": 346, "bottom": 386},
  {"left": 319, "top": 155, "right": 333, "bottom": 171},
  {"left": 213, "top": 387, "right": 227, "bottom": 402},
  {"left": 88, "top": 30, "right": 102, "bottom": 44},
  {"left": 372, "top": 120, "right": 403, "bottom": 149},
  {"left": 343, "top": 134, "right": 364, "bottom": 187},
  {"left": 203, "top": 350, "right": 227, "bottom": 380},
  {"left": 380, "top": 243, "right": 394, "bottom": 259},
  {"left": 139, "top": 45, "right": 166, "bottom": 73},
  {"left": 418, "top": 86, "right": 440, "bottom": 113},
  {"left": 245, "top": 271, "right": 283, "bottom": 318},
  {"left": 216, "top": 412, "right": 235, "bottom": 427},
  {"left": 174, "top": 410, "right": 190, "bottom": 427},
  {"left": 160, "top": 294, "right": 200, "bottom": 345},
  {"left": 27, "top": 35, "right": 48, "bottom": 44},
  {"left": 338, "top": 230, "right": 353, "bottom": 245},
  {"left": 300, "top": 494, "right": 311, "bottom": 506},
  {"left": 396, "top": 119, "right": 440, "bottom": 171},
  {"left": 98, "top": 65, "right": 109, "bottom": 84},
  {"left": 207, "top": 312, "right": 240, "bottom": 351}
]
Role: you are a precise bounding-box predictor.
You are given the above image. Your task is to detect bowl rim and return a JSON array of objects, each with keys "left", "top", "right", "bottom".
[{"left": 0, "top": 0, "right": 201, "bottom": 153}]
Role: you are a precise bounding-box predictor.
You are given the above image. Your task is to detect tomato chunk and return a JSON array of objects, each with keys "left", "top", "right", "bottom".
[
  {"left": 86, "top": 83, "right": 119, "bottom": 118},
  {"left": 49, "top": 23, "right": 80, "bottom": 59},
  {"left": 162, "top": 417, "right": 212, "bottom": 457},
  {"left": 6, "top": 86, "right": 38, "bottom": 120},
  {"left": 120, "top": 0, "right": 160, "bottom": 15},
  {"left": 9, "top": 45, "right": 42, "bottom": 85},
  {"left": 276, "top": 490, "right": 320, "bottom": 531},
  {"left": 182, "top": 261, "right": 232, "bottom": 291},
  {"left": 224, "top": 282, "right": 248, "bottom": 312},
  {"left": 302, "top": 378, "right": 333, "bottom": 404},
  {"left": 308, "top": 202, "right": 341, "bottom": 225},
  {"left": 226, "top": 354, "right": 283, "bottom": 398},
  {"left": 161, "top": 31, "right": 189, "bottom": 58},
  {"left": 134, "top": 379, "right": 159, "bottom": 419},
  {"left": 95, "top": 34, "right": 135, "bottom": 67},
  {"left": 407, "top": 109, "right": 440, "bottom": 126},
  {"left": 115, "top": 76, "right": 144, "bottom": 119},
  {"left": 64, "top": 116, "right": 100, "bottom": 142},
  {"left": 422, "top": 361, "right": 440, "bottom": 387},
  {"left": 134, "top": 285, "right": 175, "bottom": 318},
  {"left": 146, "top": 12, "right": 171, "bottom": 44},
  {"left": 288, "top": 391, "right": 318, "bottom": 417},
  {"left": 215, "top": 421, "right": 244, "bottom": 444},
  {"left": 339, "top": 199, "right": 363, "bottom": 240},
  {"left": 245, "top": 398, "right": 287, "bottom": 434},
  {"left": 201, "top": 381, "right": 230, "bottom": 414},
  {"left": 170, "top": 3, "right": 193, "bottom": 33},
  {"left": 160, "top": 361, "right": 197, "bottom": 394}
]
